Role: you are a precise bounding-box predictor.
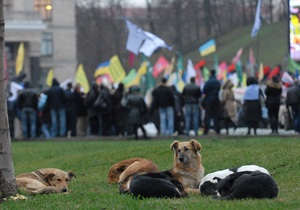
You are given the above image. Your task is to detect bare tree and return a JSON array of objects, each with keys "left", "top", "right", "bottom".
[{"left": 0, "top": 0, "right": 18, "bottom": 198}]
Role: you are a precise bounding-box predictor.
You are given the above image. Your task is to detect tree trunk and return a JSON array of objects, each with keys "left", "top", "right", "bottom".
[{"left": 0, "top": 0, "right": 18, "bottom": 198}]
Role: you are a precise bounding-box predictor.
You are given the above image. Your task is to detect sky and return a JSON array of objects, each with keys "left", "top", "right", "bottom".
[{"left": 125, "top": 0, "right": 147, "bottom": 8}]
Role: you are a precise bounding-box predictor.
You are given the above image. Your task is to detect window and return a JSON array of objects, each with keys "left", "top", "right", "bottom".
[
  {"left": 34, "top": 0, "right": 52, "bottom": 21},
  {"left": 41, "top": 33, "right": 53, "bottom": 56}
]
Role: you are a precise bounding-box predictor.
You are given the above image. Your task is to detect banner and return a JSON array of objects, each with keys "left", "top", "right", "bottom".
[
  {"left": 46, "top": 69, "right": 54, "bottom": 87},
  {"left": 15, "top": 42, "right": 25, "bottom": 76},
  {"left": 153, "top": 55, "right": 170, "bottom": 78},
  {"left": 75, "top": 64, "right": 90, "bottom": 93},
  {"left": 199, "top": 39, "right": 216, "bottom": 57},
  {"left": 109, "top": 55, "right": 126, "bottom": 83},
  {"left": 251, "top": 0, "right": 262, "bottom": 37}
]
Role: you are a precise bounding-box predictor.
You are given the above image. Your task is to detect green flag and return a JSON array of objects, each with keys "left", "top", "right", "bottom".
[
  {"left": 122, "top": 69, "right": 137, "bottom": 85},
  {"left": 287, "top": 57, "right": 300, "bottom": 73},
  {"left": 236, "top": 60, "right": 243, "bottom": 83}
]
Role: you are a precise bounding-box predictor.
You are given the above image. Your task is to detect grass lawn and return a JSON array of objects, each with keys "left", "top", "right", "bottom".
[{"left": 2, "top": 136, "right": 300, "bottom": 210}]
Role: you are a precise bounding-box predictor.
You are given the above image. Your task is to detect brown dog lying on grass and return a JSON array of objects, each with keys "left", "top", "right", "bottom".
[
  {"left": 16, "top": 168, "right": 76, "bottom": 194},
  {"left": 108, "top": 158, "right": 159, "bottom": 185},
  {"left": 122, "top": 139, "right": 205, "bottom": 198}
]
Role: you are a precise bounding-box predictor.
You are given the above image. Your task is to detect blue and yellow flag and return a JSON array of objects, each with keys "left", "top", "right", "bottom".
[
  {"left": 94, "top": 61, "right": 110, "bottom": 78},
  {"left": 199, "top": 39, "right": 216, "bottom": 57}
]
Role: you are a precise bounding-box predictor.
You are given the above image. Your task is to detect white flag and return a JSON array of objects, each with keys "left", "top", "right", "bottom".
[
  {"left": 281, "top": 72, "right": 294, "bottom": 85},
  {"left": 122, "top": 17, "right": 172, "bottom": 57},
  {"left": 186, "top": 59, "right": 197, "bottom": 83},
  {"left": 251, "top": 0, "right": 262, "bottom": 37},
  {"left": 139, "top": 31, "right": 172, "bottom": 57},
  {"left": 125, "top": 19, "right": 148, "bottom": 55}
]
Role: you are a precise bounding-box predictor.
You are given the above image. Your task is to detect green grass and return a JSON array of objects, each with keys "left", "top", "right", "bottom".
[{"left": 2, "top": 137, "right": 300, "bottom": 209}]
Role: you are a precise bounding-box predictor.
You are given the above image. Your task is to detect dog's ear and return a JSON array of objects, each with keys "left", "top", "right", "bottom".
[
  {"left": 170, "top": 140, "right": 179, "bottom": 151},
  {"left": 69, "top": 171, "right": 76, "bottom": 179},
  {"left": 213, "top": 177, "right": 222, "bottom": 183},
  {"left": 117, "top": 166, "right": 127, "bottom": 172},
  {"left": 45, "top": 173, "right": 55, "bottom": 181},
  {"left": 190, "top": 139, "right": 202, "bottom": 151}
]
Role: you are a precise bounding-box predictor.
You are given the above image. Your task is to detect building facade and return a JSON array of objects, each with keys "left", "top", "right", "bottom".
[{"left": 4, "top": 0, "right": 77, "bottom": 87}]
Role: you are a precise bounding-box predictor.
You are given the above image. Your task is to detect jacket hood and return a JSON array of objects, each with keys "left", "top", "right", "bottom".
[
  {"left": 223, "top": 79, "right": 234, "bottom": 90},
  {"left": 52, "top": 78, "right": 59, "bottom": 86},
  {"left": 266, "top": 79, "right": 282, "bottom": 89}
]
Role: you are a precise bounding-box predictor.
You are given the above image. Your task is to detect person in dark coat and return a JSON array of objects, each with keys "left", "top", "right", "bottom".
[
  {"left": 46, "top": 78, "right": 67, "bottom": 137},
  {"left": 17, "top": 81, "right": 38, "bottom": 138},
  {"left": 111, "top": 83, "right": 126, "bottom": 136},
  {"left": 286, "top": 79, "right": 300, "bottom": 133},
  {"left": 265, "top": 76, "right": 282, "bottom": 134},
  {"left": 152, "top": 78, "right": 175, "bottom": 136},
  {"left": 243, "top": 77, "right": 264, "bottom": 135},
  {"left": 84, "top": 82, "right": 99, "bottom": 135},
  {"left": 202, "top": 69, "right": 221, "bottom": 135},
  {"left": 182, "top": 77, "right": 202, "bottom": 136},
  {"left": 73, "top": 83, "right": 87, "bottom": 137},
  {"left": 65, "top": 82, "right": 76, "bottom": 137},
  {"left": 171, "top": 85, "right": 184, "bottom": 135},
  {"left": 126, "top": 85, "right": 147, "bottom": 140},
  {"left": 98, "top": 83, "right": 112, "bottom": 136}
]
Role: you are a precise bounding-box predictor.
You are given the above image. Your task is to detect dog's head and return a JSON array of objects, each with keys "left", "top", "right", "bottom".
[
  {"left": 170, "top": 139, "right": 202, "bottom": 164},
  {"left": 108, "top": 165, "right": 127, "bottom": 184},
  {"left": 43, "top": 169, "right": 76, "bottom": 193}
]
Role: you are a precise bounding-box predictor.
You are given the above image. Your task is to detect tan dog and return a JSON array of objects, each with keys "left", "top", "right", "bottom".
[
  {"left": 16, "top": 168, "right": 76, "bottom": 194},
  {"left": 169, "top": 139, "right": 204, "bottom": 194},
  {"left": 123, "top": 140, "right": 204, "bottom": 198},
  {"left": 108, "top": 158, "right": 159, "bottom": 184}
]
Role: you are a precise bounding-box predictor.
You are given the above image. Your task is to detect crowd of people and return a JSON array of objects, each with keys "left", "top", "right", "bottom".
[{"left": 7, "top": 69, "right": 300, "bottom": 140}]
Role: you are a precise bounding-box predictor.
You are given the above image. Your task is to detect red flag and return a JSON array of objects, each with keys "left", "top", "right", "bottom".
[
  {"left": 152, "top": 56, "right": 170, "bottom": 78},
  {"left": 217, "top": 61, "right": 227, "bottom": 80},
  {"left": 129, "top": 52, "right": 135, "bottom": 68},
  {"left": 194, "top": 59, "right": 206, "bottom": 70},
  {"left": 267, "top": 66, "right": 280, "bottom": 79},
  {"left": 232, "top": 48, "right": 243, "bottom": 64},
  {"left": 227, "top": 63, "right": 236, "bottom": 73},
  {"left": 249, "top": 48, "right": 256, "bottom": 66}
]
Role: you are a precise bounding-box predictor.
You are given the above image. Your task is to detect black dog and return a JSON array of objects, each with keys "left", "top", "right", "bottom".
[
  {"left": 215, "top": 171, "right": 278, "bottom": 200},
  {"left": 199, "top": 165, "right": 269, "bottom": 196},
  {"left": 128, "top": 171, "right": 188, "bottom": 198}
]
